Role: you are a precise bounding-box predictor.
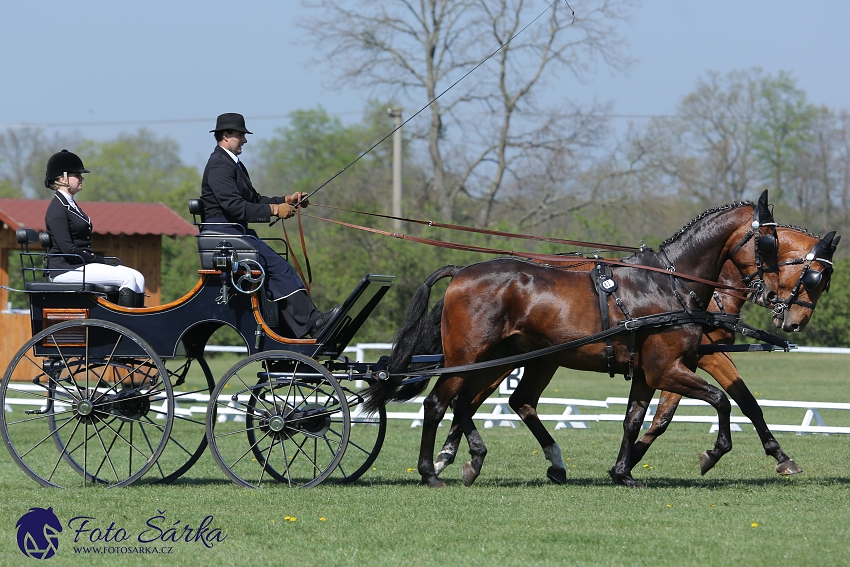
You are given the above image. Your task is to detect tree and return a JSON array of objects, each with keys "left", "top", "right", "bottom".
[
  {"left": 302, "top": 0, "right": 635, "bottom": 225},
  {"left": 76, "top": 129, "right": 200, "bottom": 210},
  {"left": 0, "top": 127, "right": 81, "bottom": 198},
  {"left": 752, "top": 71, "right": 818, "bottom": 203}
]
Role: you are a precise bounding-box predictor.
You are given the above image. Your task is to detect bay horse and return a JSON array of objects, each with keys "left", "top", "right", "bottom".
[
  {"left": 423, "top": 227, "right": 840, "bottom": 486},
  {"left": 364, "top": 192, "right": 800, "bottom": 488},
  {"left": 632, "top": 227, "right": 839, "bottom": 475}
]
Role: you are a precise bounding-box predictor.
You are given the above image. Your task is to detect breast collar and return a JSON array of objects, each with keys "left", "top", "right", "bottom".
[{"left": 55, "top": 192, "right": 91, "bottom": 226}]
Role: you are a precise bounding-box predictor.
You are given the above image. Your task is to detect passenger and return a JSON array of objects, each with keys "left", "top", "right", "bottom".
[
  {"left": 43, "top": 150, "right": 147, "bottom": 307},
  {"left": 200, "top": 113, "right": 340, "bottom": 338}
]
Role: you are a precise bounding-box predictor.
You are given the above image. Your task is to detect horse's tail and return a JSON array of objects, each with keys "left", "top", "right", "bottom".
[{"left": 362, "top": 265, "right": 461, "bottom": 414}]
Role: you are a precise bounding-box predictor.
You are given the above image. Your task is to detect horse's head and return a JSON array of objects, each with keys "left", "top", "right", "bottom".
[
  {"left": 725, "top": 189, "right": 781, "bottom": 307},
  {"left": 768, "top": 230, "right": 840, "bottom": 332}
]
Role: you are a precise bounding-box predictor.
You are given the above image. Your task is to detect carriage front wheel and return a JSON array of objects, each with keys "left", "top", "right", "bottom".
[
  {"left": 0, "top": 319, "right": 173, "bottom": 488},
  {"left": 206, "top": 351, "right": 350, "bottom": 488}
]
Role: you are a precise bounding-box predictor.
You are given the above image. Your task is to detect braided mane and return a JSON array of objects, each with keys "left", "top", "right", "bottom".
[
  {"left": 777, "top": 224, "right": 819, "bottom": 239},
  {"left": 659, "top": 201, "right": 754, "bottom": 248}
]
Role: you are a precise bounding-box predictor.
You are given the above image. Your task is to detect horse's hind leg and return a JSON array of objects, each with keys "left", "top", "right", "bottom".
[
  {"left": 418, "top": 377, "right": 464, "bottom": 488},
  {"left": 700, "top": 352, "right": 802, "bottom": 475},
  {"left": 507, "top": 361, "right": 565, "bottom": 484},
  {"left": 434, "top": 419, "right": 462, "bottom": 476},
  {"left": 609, "top": 376, "right": 656, "bottom": 488}
]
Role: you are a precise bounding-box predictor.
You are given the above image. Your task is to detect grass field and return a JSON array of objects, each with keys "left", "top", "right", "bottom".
[{"left": 0, "top": 352, "right": 848, "bottom": 566}]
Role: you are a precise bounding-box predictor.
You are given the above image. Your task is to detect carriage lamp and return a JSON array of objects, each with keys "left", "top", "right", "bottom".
[{"left": 212, "top": 240, "right": 237, "bottom": 272}]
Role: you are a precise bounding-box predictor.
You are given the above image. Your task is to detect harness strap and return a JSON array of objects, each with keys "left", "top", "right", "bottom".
[{"left": 396, "top": 309, "right": 733, "bottom": 381}]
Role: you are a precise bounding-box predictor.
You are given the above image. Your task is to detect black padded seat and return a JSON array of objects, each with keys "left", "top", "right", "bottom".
[
  {"left": 196, "top": 233, "right": 261, "bottom": 270},
  {"left": 24, "top": 282, "right": 120, "bottom": 295}
]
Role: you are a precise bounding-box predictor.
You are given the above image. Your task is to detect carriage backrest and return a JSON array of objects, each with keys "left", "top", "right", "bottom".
[{"left": 188, "top": 199, "right": 262, "bottom": 270}]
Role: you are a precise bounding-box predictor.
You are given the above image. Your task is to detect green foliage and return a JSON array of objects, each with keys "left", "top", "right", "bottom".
[
  {"left": 76, "top": 128, "right": 200, "bottom": 210},
  {"left": 751, "top": 71, "right": 819, "bottom": 201},
  {"left": 0, "top": 178, "right": 23, "bottom": 198}
]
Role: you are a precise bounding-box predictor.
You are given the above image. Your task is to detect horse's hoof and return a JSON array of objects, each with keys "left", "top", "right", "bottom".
[
  {"left": 608, "top": 468, "right": 644, "bottom": 488},
  {"left": 461, "top": 462, "right": 479, "bottom": 487},
  {"left": 699, "top": 450, "right": 720, "bottom": 475},
  {"left": 776, "top": 459, "right": 803, "bottom": 476},
  {"left": 546, "top": 466, "right": 567, "bottom": 485},
  {"left": 422, "top": 477, "right": 447, "bottom": 488}
]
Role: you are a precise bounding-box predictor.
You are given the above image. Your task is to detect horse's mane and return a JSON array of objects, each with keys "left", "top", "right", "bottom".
[
  {"left": 659, "top": 200, "right": 754, "bottom": 249},
  {"left": 776, "top": 224, "right": 819, "bottom": 239}
]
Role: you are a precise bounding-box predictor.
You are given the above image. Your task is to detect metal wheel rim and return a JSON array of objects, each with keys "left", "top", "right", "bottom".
[
  {"left": 0, "top": 319, "right": 173, "bottom": 488},
  {"left": 206, "top": 351, "right": 350, "bottom": 489}
]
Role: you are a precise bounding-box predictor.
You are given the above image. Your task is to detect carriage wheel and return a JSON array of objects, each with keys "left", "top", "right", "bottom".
[
  {"left": 149, "top": 356, "right": 215, "bottom": 483},
  {"left": 0, "top": 320, "right": 173, "bottom": 488},
  {"left": 243, "top": 377, "right": 386, "bottom": 484},
  {"left": 206, "top": 351, "right": 350, "bottom": 488},
  {"left": 331, "top": 380, "right": 386, "bottom": 484}
]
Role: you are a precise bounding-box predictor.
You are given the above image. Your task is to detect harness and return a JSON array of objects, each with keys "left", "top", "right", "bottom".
[{"left": 395, "top": 308, "right": 790, "bottom": 383}]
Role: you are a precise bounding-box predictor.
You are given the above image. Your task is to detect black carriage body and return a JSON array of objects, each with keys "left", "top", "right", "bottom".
[{"left": 26, "top": 272, "right": 395, "bottom": 362}]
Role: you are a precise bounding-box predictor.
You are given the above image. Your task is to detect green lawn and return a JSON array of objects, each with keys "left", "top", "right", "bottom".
[{"left": 0, "top": 352, "right": 848, "bottom": 567}]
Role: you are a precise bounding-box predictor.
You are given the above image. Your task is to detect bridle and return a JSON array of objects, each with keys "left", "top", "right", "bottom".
[
  {"left": 768, "top": 238, "right": 835, "bottom": 314},
  {"left": 728, "top": 205, "right": 780, "bottom": 307}
]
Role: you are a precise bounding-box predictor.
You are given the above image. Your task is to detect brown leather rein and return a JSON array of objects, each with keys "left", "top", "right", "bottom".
[{"left": 293, "top": 207, "right": 754, "bottom": 300}]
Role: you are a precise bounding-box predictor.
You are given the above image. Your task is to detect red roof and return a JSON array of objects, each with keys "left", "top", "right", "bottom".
[{"left": 0, "top": 199, "right": 196, "bottom": 237}]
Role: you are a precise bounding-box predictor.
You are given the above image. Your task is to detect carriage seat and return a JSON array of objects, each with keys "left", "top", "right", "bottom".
[
  {"left": 188, "top": 199, "right": 261, "bottom": 270},
  {"left": 15, "top": 228, "right": 120, "bottom": 299}
]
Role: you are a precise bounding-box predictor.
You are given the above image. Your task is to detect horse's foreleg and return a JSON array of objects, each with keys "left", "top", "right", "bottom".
[
  {"left": 646, "top": 360, "right": 733, "bottom": 476},
  {"left": 418, "top": 378, "right": 462, "bottom": 488},
  {"left": 700, "top": 352, "right": 801, "bottom": 475},
  {"left": 609, "top": 376, "right": 655, "bottom": 488},
  {"left": 508, "top": 362, "right": 564, "bottom": 484},
  {"left": 454, "top": 387, "right": 490, "bottom": 487},
  {"left": 630, "top": 391, "right": 683, "bottom": 465}
]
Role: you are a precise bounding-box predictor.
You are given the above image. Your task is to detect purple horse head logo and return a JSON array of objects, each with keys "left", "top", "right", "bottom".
[{"left": 16, "top": 507, "right": 62, "bottom": 560}]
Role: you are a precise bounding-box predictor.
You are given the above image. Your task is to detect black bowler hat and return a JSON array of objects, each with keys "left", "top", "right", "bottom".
[{"left": 210, "top": 113, "right": 253, "bottom": 134}]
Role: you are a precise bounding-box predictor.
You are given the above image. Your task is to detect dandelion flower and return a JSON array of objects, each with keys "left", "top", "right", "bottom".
[
  {"left": 290, "top": 517, "right": 297, "bottom": 522},
  {"left": 751, "top": 523, "right": 759, "bottom": 528},
  {"left": 284, "top": 516, "right": 291, "bottom": 520},
  {"left": 320, "top": 517, "right": 327, "bottom": 522},
  {"left": 666, "top": 504, "right": 672, "bottom": 508},
  {"left": 407, "top": 467, "right": 414, "bottom": 472},
  {"left": 643, "top": 464, "right": 649, "bottom": 468}
]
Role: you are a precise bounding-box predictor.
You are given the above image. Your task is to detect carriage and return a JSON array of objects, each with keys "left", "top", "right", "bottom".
[
  {"left": 0, "top": 199, "right": 397, "bottom": 489},
  {"left": 0, "top": 192, "right": 839, "bottom": 489}
]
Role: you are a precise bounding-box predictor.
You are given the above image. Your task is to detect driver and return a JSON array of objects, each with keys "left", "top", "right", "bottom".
[{"left": 200, "top": 113, "right": 339, "bottom": 338}]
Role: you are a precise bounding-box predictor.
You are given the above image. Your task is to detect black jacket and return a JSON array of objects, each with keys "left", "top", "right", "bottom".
[
  {"left": 200, "top": 145, "right": 286, "bottom": 225},
  {"left": 44, "top": 192, "right": 104, "bottom": 275}
]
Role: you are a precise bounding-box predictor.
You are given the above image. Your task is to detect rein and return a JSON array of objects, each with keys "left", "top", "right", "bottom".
[
  {"left": 304, "top": 212, "right": 754, "bottom": 297},
  {"left": 310, "top": 203, "right": 639, "bottom": 253}
]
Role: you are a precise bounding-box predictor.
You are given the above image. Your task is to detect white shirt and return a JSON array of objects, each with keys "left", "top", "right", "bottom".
[{"left": 221, "top": 146, "right": 239, "bottom": 163}]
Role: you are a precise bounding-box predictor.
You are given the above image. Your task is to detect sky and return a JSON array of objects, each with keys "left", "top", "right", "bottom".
[{"left": 3, "top": 0, "right": 849, "bottom": 172}]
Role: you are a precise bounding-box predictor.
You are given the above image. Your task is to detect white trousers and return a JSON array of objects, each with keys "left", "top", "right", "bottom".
[{"left": 53, "top": 264, "right": 145, "bottom": 294}]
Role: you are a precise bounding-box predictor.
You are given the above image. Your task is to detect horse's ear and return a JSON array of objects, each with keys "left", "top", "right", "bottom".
[
  {"left": 831, "top": 234, "right": 841, "bottom": 252},
  {"left": 756, "top": 189, "right": 774, "bottom": 224}
]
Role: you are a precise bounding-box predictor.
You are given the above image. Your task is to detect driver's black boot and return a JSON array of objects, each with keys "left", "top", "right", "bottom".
[{"left": 118, "top": 288, "right": 137, "bottom": 307}]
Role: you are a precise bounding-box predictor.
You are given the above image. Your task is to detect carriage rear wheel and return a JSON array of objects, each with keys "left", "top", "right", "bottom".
[
  {"left": 151, "top": 356, "right": 216, "bottom": 483},
  {"left": 206, "top": 351, "right": 350, "bottom": 488},
  {"left": 0, "top": 319, "right": 173, "bottom": 488},
  {"left": 332, "top": 380, "right": 386, "bottom": 484}
]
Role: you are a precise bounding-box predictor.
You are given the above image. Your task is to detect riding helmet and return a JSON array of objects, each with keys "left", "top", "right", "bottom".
[{"left": 44, "top": 149, "right": 90, "bottom": 188}]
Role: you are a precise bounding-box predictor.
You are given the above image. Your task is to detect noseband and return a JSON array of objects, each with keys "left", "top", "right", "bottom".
[{"left": 769, "top": 245, "right": 834, "bottom": 314}]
